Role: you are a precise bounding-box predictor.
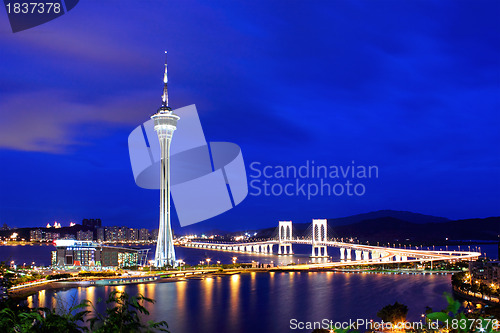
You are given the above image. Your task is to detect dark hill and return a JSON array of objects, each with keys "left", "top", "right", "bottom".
[
  {"left": 250, "top": 213, "right": 499, "bottom": 243},
  {"left": 327, "top": 210, "right": 450, "bottom": 226}
]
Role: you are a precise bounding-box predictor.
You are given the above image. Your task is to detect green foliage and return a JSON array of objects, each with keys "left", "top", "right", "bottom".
[
  {"left": 0, "top": 291, "right": 168, "bottom": 333},
  {"left": 87, "top": 291, "right": 169, "bottom": 333},
  {"left": 0, "top": 300, "right": 88, "bottom": 332},
  {"left": 425, "top": 292, "right": 498, "bottom": 332},
  {"left": 0, "top": 262, "right": 45, "bottom": 287},
  {"left": 46, "top": 273, "right": 72, "bottom": 280},
  {"left": 452, "top": 271, "right": 500, "bottom": 299},
  {"left": 376, "top": 301, "right": 408, "bottom": 324},
  {"left": 78, "top": 271, "right": 117, "bottom": 278}
]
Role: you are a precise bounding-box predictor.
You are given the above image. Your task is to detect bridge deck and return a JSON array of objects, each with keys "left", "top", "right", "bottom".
[{"left": 183, "top": 239, "right": 480, "bottom": 265}]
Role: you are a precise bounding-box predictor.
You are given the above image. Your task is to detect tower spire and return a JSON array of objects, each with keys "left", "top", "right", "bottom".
[{"left": 161, "top": 51, "right": 170, "bottom": 109}]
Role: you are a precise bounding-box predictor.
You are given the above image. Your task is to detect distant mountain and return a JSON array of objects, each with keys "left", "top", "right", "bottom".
[
  {"left": 327, "top": 210, "right": 450, "bottom": 226},
  {"left": 331, "top": 216, "right": 500, "bottom": 243},
  {"left": 247, "top": 211, "right": 499, "bottom": 243},
  {"left": 177, "top": 210, "right": 454, "bottom": 237},
  {"left": 285, "top": 210, "right": 449, "bottom": 233}
]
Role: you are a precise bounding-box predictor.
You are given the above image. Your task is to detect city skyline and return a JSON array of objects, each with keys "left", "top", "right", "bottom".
[
  {"left": 0, "top": 2, "right": 498, "bottom": 332},
  {"left": 0, "top": 1, "right": 498, "bottom": 232}
]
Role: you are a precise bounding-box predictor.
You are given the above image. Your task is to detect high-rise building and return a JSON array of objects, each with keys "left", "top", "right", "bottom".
[
  {"left": 151, "top": 53, "right": 178, "bottom": 267},
  {"left": 139, "top": 228, "right": 149, "bottom": 242},
  {"left": 127, "top": 228, "right": 139, "bottom": 242},
  {"left": 43, "top": 232, "right": 60, "bottom": 241},
  {"left": 105, "top": 227, "right": 119, "bottom": 242},
  {"left": 117, "top": 227, "right": 127, "bottom": 242},
  {"left": 151, "top": 229, "right": 158, "bottom": 243},
  {"left": 77, "top": 230, "right": 93, "bottom": 241},
  {"left": 30, "top": 229, "right": 42, "bottom": 242},
  {"left": 97, "top": 228, "right": 105, "bottom": 243}
]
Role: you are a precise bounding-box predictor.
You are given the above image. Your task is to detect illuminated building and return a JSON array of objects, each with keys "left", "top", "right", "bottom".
[
  {"left": 139, "top": 228, "right": 149, "bottom": 241},
  {"left": 52, "top": 240, "right": 148, "bottom": 268},
  {"left": 127, "top": 228, "right": 139, "bottom": 242},
  {"left": 30, "top": 229, "right": 42, "bottom": 242},
  {"left": 77, "top": 230, "right": 93, "bottom": 241}
]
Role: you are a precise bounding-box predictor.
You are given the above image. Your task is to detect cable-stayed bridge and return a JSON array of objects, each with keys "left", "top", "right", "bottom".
[{"left": 183, "top": 219, "right": 480, "bottom": 268}]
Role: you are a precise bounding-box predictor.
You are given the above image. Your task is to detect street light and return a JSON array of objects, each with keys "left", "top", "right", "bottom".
[
  {"left": 232, "top": 257, "right": 237, "bottom": 265},
  {"left": 206, "top": 258, "right": 211, "bottom": 266}
]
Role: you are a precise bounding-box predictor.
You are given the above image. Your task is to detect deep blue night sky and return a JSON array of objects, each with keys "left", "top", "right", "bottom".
[{"left": 0, "top": 0, "right": 498, "bottom": 232}]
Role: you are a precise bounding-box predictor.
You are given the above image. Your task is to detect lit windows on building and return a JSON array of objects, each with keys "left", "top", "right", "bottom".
[
  {"left": 77, "top": 230, "right": 93, "bottom": 241},
  {"left": 53, "top": 240, "right": 143, "bottom": 268},
  {"left": 30, "top": 229, "right": 42, "bottom": 242},
  {"left": 139, "top": 228, "right": 149, "bottom": 242}
]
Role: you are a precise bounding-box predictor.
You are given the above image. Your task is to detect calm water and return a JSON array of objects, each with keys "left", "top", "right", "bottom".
[
  {"left": 5, "top": 244, "right": 496, "bottom": 332},
  {"left": 27, "top": 272, "right": 452, "bottom": 333}
]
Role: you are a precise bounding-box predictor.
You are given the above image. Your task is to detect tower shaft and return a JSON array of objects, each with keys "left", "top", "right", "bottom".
[
  {"left": 152, "top": 113, "right": 179, "bottom": 267},
  {"left": 152, "top": 52, "right": 179, "bottom": 268},
  {"left": 154, "top": 128, "right": 175, "bottom": 266}
]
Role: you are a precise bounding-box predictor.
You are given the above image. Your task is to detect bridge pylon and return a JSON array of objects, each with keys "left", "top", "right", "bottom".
[
  {"left": 311, "top": 219, "right": 328, "bottom": 257},
  {"left": 340, "top": 247, "right": 352, "bottom": 261},
  {"left": 278, "top": 221, "right": 293, "bottom": 255}
]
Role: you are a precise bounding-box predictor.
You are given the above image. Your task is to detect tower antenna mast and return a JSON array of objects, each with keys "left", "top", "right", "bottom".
[{"left": 161, "top": 51, "right": 170, "bottom": 109}]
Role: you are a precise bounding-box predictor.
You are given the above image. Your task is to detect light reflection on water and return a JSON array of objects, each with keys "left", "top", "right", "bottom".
[
  {"left": 201, "top": 277, "right": 213, "bottom": 327},
  {"left": 228, "top": 275, "right": 240, "bottom": 331},
  {"left": 27, "top": 272, "right": 453, "bottom": 333}
]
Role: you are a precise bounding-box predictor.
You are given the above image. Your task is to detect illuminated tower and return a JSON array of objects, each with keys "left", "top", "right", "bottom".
[{"left": 152, "top": 52, "right": 179, "bottom": 267}]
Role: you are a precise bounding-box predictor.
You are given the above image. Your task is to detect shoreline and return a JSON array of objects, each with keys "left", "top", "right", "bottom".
[
  {"left": 452, "top": 285, "right": 500, "bottom": 306},
  {"left": 9, "top": 266, "right": 459, "bottom": 300}
]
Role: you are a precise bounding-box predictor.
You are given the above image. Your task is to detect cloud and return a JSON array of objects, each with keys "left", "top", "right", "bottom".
[
  {"left": 0, "top": 1, "right": 155, "bottom": 70},
  {"left": 0, "top": 89, "right": 158, "bottom": 153}
]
